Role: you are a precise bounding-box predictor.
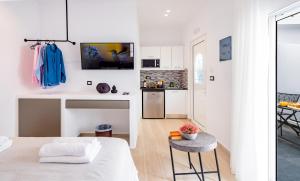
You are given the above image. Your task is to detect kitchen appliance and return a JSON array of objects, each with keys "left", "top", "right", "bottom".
[
  {"left": 80, "top": 43, "right": 134, "bottom": 69},
  {"left": 142, "top": 90, "right": 165, "bottom": 119},
  {"left": 142, "top": 59, "right": 160, "bottom": 68}
]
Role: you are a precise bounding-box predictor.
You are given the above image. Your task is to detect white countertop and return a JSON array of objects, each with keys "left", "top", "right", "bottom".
[{"left": 17, "top": 91, "right": 136, "bottom": 100}]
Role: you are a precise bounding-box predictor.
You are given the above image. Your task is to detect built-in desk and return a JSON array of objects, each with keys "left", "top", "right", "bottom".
[
  {"left": 65, "top": 100, "right": 129, "bottom": 109},
  {"left": 18, "top": 92, "right": 138, "bottom": 148}
]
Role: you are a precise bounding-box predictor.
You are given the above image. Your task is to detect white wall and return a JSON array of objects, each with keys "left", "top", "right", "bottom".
[
  {"left": 140, "top": 28, "right": 183, "bottom": 46},
  {"left": 183, "top": 0, "right": 233, "bottom": 150},
  {"left": 0, "top": 0, "right": 140, "bottom": 136},
  {"left": 0, "top": 1, "right": 40, "bottom": 136},
  {"left": 36, "top": 0, "right": 140, "bottom": 94},
  {"left": 277, "top": 24, "right": 300, "bottom": 94}
]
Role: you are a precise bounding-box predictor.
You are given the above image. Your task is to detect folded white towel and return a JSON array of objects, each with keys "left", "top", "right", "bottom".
[
  {"left": 39, "top": 142, "right": 93, "bottom": 157},
  {"left": 0, "top": 139, "right": 12, "bottom": 153},
  {"left": 0, "top": 136, "right": 9, "bottom": 146},
  {"left": 40, "top": 142, "right": 101, "bottom": 164},
  {"left": 53, "top": 137, "right": 99, "bottom": 145}
]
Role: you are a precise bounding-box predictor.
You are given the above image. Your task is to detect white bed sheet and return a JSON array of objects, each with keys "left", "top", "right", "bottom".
[{"left": 0, "top": 137, "right": 139, "bottom": 181}]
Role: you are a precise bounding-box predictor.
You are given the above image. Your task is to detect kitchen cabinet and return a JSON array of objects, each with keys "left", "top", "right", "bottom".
[
  {"left": 171, "top": 46, "right": 184, "bottom": 69},
  {"left": 165, "top": 90, "right": 187, "bottom": 118},
  {"left": 141, "top": 47, "right": 161, "bottom": 59},
  {"left": 160, "top": 47, "right": 172, "bottom": 69},
  {"left": 141, "top": 46, "right": 184, "bottom": 70}
]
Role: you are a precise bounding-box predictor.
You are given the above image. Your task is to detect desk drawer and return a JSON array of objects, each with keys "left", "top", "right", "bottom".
[{"left": 65, "top": 100, "right": 129, "bottom": 109}]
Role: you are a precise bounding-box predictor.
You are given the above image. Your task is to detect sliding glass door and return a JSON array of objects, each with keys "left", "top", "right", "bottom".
[{"left": 276, "top": 12, "right": 300, "bottom": 181}]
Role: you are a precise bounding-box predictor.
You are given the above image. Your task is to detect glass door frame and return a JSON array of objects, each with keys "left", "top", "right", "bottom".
[
  {"left": 268, "top": 3, "right": 300, "bottom": 180},
  {"left": 191, "top": 34, "right": 207, "bottom": 127}
]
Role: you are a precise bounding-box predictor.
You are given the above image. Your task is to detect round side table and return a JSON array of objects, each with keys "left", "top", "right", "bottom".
[{"left": 169, "top": 132, "right": 221, "bottom": 181}]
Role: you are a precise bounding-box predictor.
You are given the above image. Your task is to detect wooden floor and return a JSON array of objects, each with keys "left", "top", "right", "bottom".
[{"left": 131, "top": 119, "right": 236, "bottom": 181}]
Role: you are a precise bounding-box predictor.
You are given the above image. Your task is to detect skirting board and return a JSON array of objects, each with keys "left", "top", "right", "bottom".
[
  {"left": 165, "top": 114, "right": 188, "bottom": 119},
  {"left": 218, "top": 142, "right": 231, "bottom": 158}
]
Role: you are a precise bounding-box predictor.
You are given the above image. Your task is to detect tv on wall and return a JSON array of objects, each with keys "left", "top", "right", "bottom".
[{"left": 80, "top": 43, "right": 134, "bottom": 69}]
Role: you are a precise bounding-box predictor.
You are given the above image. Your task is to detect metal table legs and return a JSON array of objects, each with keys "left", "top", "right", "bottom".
[
  {"left": 214, "top": 149, "right": 221, "bottom": 181},
  {"left": 198, "top": 152, "right": 205, "bottom": 181},
  {"left": 170, "top": 146, "right": 176, "bottom": 181},
  {"left": 188, "top": 152, "right": 192, "bottom": 169},
  {"left": 277, "top": 109, "right": 300, "bottom": 136},
  {"left": 169, "top": 146, "right": 221, "bottom": 181}
]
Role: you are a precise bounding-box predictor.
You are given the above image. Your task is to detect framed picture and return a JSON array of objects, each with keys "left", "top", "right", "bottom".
[{"left": 219, "top": 36, "right": 232, "bottom": 61}]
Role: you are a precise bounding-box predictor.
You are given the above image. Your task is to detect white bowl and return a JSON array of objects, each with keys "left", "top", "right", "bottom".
[{"left": 182, "top": 133, "right": 198, "bottom": 140}]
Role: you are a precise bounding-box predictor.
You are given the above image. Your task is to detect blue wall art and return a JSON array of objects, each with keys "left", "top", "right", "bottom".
[{"left": 219, "top": 36, "right": 232, "bottom": 61}]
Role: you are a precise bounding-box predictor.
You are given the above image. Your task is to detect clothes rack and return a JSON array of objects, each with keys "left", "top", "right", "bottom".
[{"left": 24, "top": 0, "right": 76, "bottom": 45}]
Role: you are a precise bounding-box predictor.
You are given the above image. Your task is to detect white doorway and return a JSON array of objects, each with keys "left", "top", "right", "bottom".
[{"left": 192, "top": 37, "right": 207, "bottom": 128}]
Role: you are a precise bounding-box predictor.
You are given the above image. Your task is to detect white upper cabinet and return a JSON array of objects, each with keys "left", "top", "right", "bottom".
[
  {"left": 141, "top": 46, "right": 184, "bottom": 70},
  {"left": 171, "top": 46, "right": 184, "bottom": 69},
  {"left": 141, "top": 47, "right": 161, "bottom": 59},
  {"left": 160, "top": 47, "right": 172, "bottom": 69}
]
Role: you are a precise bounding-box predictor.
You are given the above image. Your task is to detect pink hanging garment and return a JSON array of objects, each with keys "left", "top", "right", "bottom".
[{"left": 32, "top": 45, "right": 41, "bottom": 84}]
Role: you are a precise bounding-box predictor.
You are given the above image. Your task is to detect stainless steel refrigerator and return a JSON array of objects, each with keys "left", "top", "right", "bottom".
[{"left": 142, "top": 90, "right": 165, "bottom": 119}]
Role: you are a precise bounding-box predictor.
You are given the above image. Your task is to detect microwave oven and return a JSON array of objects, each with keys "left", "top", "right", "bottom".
[{"left": 142, "top": 59, "right": 160, "bottom": 68}]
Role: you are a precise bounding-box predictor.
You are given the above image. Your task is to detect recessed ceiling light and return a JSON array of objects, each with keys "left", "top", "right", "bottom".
[
  {"left": 166, "top": 9, "right": 171, "bottom": 13},
  {"left": 164, "top": 13, "right": 169, "bottom": 17}
]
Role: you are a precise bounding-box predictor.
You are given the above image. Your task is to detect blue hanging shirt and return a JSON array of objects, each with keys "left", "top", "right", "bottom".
[{"left": 43, "top": 44, "right": 66, "bottom": 87}]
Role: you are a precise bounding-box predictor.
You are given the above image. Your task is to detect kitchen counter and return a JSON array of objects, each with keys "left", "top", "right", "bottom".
[
  {"left": 141, "top": 87, "right": 188, "bottom": 119},
  {"left": 140, "top": 87, "right": 188, "bottom": 91}
]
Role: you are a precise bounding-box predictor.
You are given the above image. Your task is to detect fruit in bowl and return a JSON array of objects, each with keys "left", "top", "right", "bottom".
[{"left": 179, "top": 123, "right": 200, "bottom": 140}]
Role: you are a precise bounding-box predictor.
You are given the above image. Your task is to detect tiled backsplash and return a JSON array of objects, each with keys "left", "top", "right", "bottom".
[{"left": 140, "top": 69, "right": 188, "bottom": 89}]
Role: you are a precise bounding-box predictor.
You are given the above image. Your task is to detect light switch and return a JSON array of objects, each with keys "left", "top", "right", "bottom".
[{"left": 87, "top": 81, "right": 92, "bottom": 85}]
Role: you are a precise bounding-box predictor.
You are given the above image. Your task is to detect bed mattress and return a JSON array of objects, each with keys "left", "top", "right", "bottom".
[{"left": 0, "top": 137, "right": 139, "bottom": 181}]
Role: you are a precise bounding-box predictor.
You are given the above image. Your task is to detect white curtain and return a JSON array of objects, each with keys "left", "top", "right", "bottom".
[{"left": 231, "top": 0, "right": 271, "bottom": 180}]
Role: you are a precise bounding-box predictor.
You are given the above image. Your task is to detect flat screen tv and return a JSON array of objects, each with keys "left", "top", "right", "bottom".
[{"left": 80, "top": 43, "right": 134, "bottom": 69}]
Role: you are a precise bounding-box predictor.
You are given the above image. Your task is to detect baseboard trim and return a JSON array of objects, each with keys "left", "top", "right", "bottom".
[
  {"left": 165, "top": 114, "right": 188, "bottom": 119},
  {"left": 218, "top": 142, "right": 230, "bottom": 157},
  {"left": 187, "top": 119, "right": 231, "bottom": 157}
]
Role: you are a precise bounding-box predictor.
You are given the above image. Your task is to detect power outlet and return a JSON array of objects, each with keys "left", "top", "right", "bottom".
[{"left": 87, "top": 81, "right": 92, "bottom": 85}]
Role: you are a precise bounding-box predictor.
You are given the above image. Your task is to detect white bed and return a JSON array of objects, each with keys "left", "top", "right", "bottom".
[{"left": 0, "top": 137, "right": 139, "bottom": 181}]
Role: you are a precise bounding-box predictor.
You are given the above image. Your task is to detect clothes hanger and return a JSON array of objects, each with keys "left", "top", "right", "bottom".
[{"left": 30, "top": 41, "right": 41, "bottom": 50}]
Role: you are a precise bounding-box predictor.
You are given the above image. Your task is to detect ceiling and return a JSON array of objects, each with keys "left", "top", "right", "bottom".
[{"left": 137, "top": 0, "right": 203, "bottom": 31}]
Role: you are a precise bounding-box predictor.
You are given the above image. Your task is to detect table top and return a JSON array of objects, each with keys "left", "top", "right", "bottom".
[
  {"left": 169, "top": 132, "right": 217, "bottom": 152},
  {"left": 277, "top": 105, "right": 300, "bottom": 112}
]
